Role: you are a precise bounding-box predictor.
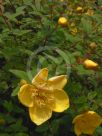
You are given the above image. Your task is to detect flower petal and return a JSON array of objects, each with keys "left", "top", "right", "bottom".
[
  {"left": 87, "top": 111, "right": 102, "bottom": 127},
  {"left": 32, "top": 68, "right": 48, "bottom": 85},
  {"left": 48, "top": 75, "right": 67, "bottom": 90},
  {"left": 72, "top": 114, "right": 83, "bottom": 123},
  {"left": 29, "top": 106, "right": 52, "bottom": 125},
  {"left": 74, "top": 124, "right": 82, "bottom": 136},
  {"left": 74, "top": 119, "right": 93, "bottom": 135},
  {"left": 52, "top": 89, "right": 69, "bottom": 112},
  {"left": 18, "top": 84, "right": 34, "bottom": 107}
]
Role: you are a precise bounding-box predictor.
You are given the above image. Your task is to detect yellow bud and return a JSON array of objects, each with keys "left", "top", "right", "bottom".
[
  {"left": 76, "top": 6, "right": 84, "bottom": 13},
  {"left": 83, "top": 59, "right": 99, "bottom": 70},
  {"left": 58, "top": 17, "right": 68, "bottom": 27},
  {"left": 89, "top": 42, "right": 97, "bottom": 49},
  {"left": 20, "top": 79, "right": 28, "bottom": 86}
]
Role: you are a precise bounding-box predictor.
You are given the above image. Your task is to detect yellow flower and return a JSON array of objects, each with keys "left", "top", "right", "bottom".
[
  {"left": 73, "top": 111, "right": 102, "bottom": 136},
  {"left": 58, "top": 17, "right": 68, "bottom": 27},
  {"left": 18, "top": 68, "right": 69, "bottom": 125},
  {"left": 83, "top": 59, "right": 99, "bottom": 70}
]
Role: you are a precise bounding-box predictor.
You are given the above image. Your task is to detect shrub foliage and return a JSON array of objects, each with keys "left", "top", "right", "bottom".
[{"left": 0, "top": 0, "right": 102, "bottom": 136}]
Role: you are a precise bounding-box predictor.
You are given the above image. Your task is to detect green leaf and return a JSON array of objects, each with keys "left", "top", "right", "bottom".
[
  {"left": 88, "top": 91, "right": 97, "bottom": 100},
  {"left": 65, "top": 34, "right": 80, "bottom": 43},
  {"left": 94, "top": 126, "right": 102, "bottom": 135},
  {"left": 51, "top": 119, "right": 60, "bottom": 134},
  {"left": 98, "top": 0, "right": 102, "bottom": 5},
  {"left": 35, "top": 123, "right": 48, "bottom": 132},
  {"left": 16, "top": 6, "right": 26, "bottom": 13},
  {"left": 23, "top": 0, "right": 33, "bottom": 5},
  {"left": 75, "top": 65, "right": 94, "bottom": 75},
  {"left": 3, "top": 101, "right": 13, "bottom": 112},
  {"left": 11, "top": 85, "right": 20, "bottom": 97},
  {"left": 81, "top": 18, "right": 92, "bottom": 34},
  {"left": 7, "top": 120, "right": 27, "bottom": 132},
  {"left": 55, "top": 48, "right": 71, "bottom": 64},
  {"left": 43, "top": 53, "right": 60, "bottom": 64},
  {"left": 35, "top": 0, "right": 41, "bottom": 10},
  {"left": 12, "top": 29, "right": 31, "bottom": 36},
  {"left": 55, "top": 49, "right": 71, "bottom": 75},
  {"left": 9, "top": 69, "right": 30, "bottom": 81},
  {"left": 74, "top": 96, "right": 87, "bottom": 104}
]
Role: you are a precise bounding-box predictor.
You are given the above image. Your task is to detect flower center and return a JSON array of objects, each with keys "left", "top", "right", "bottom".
[{"left": 32, "top": 88, "right": 54, "bottom": 107}]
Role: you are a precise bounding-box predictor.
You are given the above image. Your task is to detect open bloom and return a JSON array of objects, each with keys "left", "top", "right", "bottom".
[
  {"left": 73, "top": 111, "right": 102, "bottom": 136},
  {"left": 18, "top": 68, "right": 69, "bottom": 125}
]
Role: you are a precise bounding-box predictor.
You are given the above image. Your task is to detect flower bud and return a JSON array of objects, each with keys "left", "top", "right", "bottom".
[
  {"left": 83, "top": 59, "right": 99, "bottom": 70},
  {"left": 89, "top": 42, "right": 97, "bottom": 49},
  {"left": 76, "top": 6, "right": 84, "bottom": 13},
  {"left": 58, "top": 17, "right": 68, "bottom": 27}
]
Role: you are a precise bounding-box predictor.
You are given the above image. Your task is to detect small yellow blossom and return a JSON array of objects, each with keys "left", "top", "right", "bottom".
[
  {"left": 76, "top": 6, "right": 84, "bottom": 13},
  {"left": 83, "top": 59, "right": 99, "bottom": 70},
  {"left": 58, "top": 17, "right": 68, "bottom": 27},
  {"left": 18, "top": 68, "right": 69, "bottom": 125},
  {"left": 73, "top": 111, "right": 102, "bottom": 136}
]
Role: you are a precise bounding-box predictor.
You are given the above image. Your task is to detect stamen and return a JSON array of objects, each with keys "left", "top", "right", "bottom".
[
  {"left": 31, "top": 89, "right": 38, "bottom": 98},
  {"left": 31, "top": 85, "right": 54, "bottom": 108}
]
